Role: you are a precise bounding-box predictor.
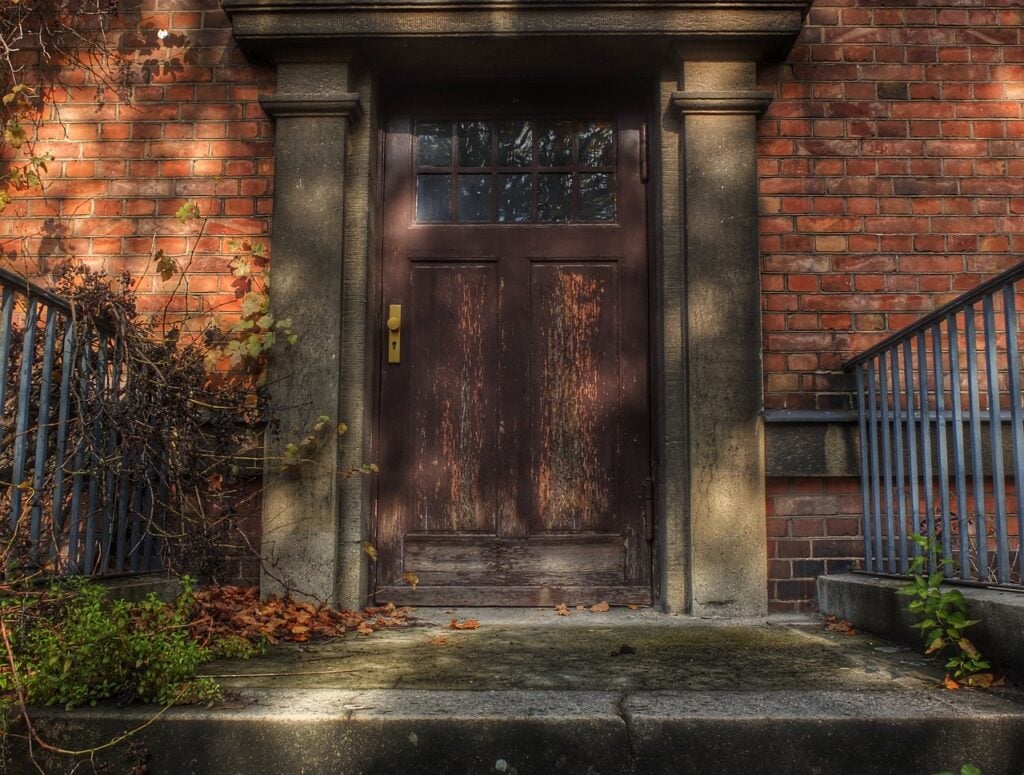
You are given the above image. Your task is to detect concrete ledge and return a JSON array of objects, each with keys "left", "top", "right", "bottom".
[
  {"left": 10, "top": 688, "right": 1024, "bottom": 774},
  {"left": 818, "top": 573, "right": 1024, "bottom": 679}
]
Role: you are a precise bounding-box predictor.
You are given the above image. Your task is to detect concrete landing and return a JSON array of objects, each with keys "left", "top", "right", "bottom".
[{"left": 9, "top": 611, "right": 1024, "bottom": 774}]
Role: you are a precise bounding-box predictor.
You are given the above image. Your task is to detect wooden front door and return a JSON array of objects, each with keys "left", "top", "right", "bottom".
[{"left": 375, "top": 84, "right": 652, "bottom": 606}]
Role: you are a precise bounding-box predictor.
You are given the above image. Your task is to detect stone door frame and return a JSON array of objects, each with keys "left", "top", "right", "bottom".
[{"left": 223, "top": 0, "right": 811, "bottom": 617}]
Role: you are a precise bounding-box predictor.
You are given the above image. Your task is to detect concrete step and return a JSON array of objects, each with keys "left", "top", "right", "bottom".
[
  {"left": 8, "top": 611, "right": 1024, "bottom": 774},
  {"left": 12, "top": 687, "right": 1024, "bottom": 774}
]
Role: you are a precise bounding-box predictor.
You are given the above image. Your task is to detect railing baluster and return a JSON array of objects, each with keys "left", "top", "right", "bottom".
[
  {"left": 879, "top": 353, "right": 896, "bottom": 572},
  {"left": 983, "top": 293, "right": 1010, "bottom": 583},
  {"left": 1003, "top": 284, "right": 1024, "bottom": 585},
  {"left": 903, "top": 339, "right": 921, "bottom": 562},
  {"left": 916, "top": 331, "right": 936, "bottom": 569},
  {"left": 129, "top": 477, "right": 144, "bottom": 573},
  {"left": 100, "top": 349, "right": 122, "bottom": 572},
  {"left": 10, "top": 299, "right": 40, "bottom": 532},
  {"left": 856, "top": 365, "right": 874, "bottom": 572},
  {"left": 84, "top": 334, "right": 107, "bottom": 574},
  {"left": 49, "top": 319, "right": 76, "bottom": 568},
  {"left": 66, "top": 346, "right": 91, "bottom": 574},
  {"left": 867, "top": 360, "right": 884, "bottom": 570},
  {"left": 889, "top": 347, "right": 909, "bottom": 573},
  {"left": 947, "top": 313, "right": 972, "bottom": 580},
  {"left": 0, "top": 287, "right": 16, "bottom": 425},
  {"left": 965, "top": 303, "right": 989, "bottom": 579},
  {"left": 29, "top": 311, "right": 60, "bottom": 554},
  {"left": 933, "top": 324, "right": 955, "bottom": 575}
]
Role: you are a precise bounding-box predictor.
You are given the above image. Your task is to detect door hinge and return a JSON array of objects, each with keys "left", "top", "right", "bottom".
[{"left": 639, "top": 123, "right": 649, "bottom": 184}]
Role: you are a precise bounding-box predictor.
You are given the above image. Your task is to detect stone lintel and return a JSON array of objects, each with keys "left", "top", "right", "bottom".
[
  {"left": 260, "top": 92, "right": 364, "bottom": 121},
  {"left": 222, "top": 1, "right": 810, "bottom": 62},
  {"left": 670, "top": 90, "right": 772, "bottom": 116}
]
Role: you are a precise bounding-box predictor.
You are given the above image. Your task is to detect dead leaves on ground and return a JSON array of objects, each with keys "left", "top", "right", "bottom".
[
  {"left": 449, "top": 618, "right": 480, "bottom": 630},
  {"left": 823, "top": 615, "right": 857, "bottom": 636},
  {"left": 189, "top": 586, "right": 412, "bottom": 647},
  {"left": 944, "top": 672, "right": 1005, "bottom": 690},
  {"left": 553, "top": 601, "right": 612, "bottom": 616}
]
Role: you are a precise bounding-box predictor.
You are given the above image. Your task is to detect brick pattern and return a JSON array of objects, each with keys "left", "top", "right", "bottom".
[
  {"left": 767, "top": 477, "right": 864, "bottom": 612},
  {"left": 0, "top": 0, "right": 275, "bottom": 327},
  {"left": 759, "top": 0, "right": 1024, "bottom": 411}
]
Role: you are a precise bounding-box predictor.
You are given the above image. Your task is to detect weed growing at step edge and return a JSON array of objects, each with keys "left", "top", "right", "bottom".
[
  {"left": 897, "top": 534, "right": 992, "bottom": 684},
  {"left": 0, "top": 576, "right": 259, "bottom": 713}
]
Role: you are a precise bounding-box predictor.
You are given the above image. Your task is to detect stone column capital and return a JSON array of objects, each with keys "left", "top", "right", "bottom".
[
  {"left": 259, "top": 92, "right": 364, "bottom": 123},
  {"left": 669, "top": 90, "right": 772, "bottom": 117}
]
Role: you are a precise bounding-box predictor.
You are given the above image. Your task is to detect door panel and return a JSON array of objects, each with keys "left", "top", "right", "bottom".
[
  {"left": 531, "top": 261, "right": 619, "bottom": 534},
  {"left": 376, "top": 84, "right": 652, "bottom": 606},
  {"left": 410, "top": 261, "right": 498, "bottom": 534}
]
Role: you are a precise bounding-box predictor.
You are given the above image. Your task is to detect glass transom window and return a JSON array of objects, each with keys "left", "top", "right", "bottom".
[{"left": 414, "top": 119, "right": 617, "bottom": 224}]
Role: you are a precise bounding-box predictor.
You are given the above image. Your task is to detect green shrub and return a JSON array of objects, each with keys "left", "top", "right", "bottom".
[{"left": 3, "top": 578, "right": 220, "bottom": 710}]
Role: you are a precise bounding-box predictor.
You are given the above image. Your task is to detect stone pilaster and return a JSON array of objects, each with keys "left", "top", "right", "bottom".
[
  {"left": 673, "top": 60, "right": 770, "bottom": 618},
  {"left": 258, "top": 61, "right": 362, "bottom": 605}
]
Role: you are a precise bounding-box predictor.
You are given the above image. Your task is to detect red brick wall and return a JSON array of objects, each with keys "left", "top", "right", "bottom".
[
  {"left": 767, "top": 477, "right": 864, "bottom": 612},
  {"left": 0, "top": 0, "right": 275, "bottom": 329},
  {"left": 758, "top": 0, "right": 1024, "bottom": 412}
]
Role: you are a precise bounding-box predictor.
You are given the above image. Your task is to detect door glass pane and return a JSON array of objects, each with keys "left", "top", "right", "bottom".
[
  {"left": 578, "top": 173, "right": 615, "bottom": 221},
  {"left": 457, "top": 174, "right": 492, "bottom": 222},
  {"left": 457, "top": 121, "right": 492, "bottom": 167},
  {"left": 417, "top": 121, "right": 452, "bottom": 167},
  {"left": 538, "top": 174, "right": 572, "bottom": 222},
  {"left": 578, "top": 121, "right": 614, "bottom": 167},
  {"left": 498, "top": 121, "right": 533, "bottom": 167},
  {"left": 416, "top": 174, "right": 451, "bottom": 222},
  {"left": 538, "top": 121, "right": 574, "bottom": 167},
  {"left": 498, "top": 174, "right": 532, "bottom": 222}
]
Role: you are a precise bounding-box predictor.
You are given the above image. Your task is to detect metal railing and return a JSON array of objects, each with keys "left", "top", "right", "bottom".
[
  {"left": 846, "top": 261, "right": 1024, "bottom": 588},
  {"left": 0, "top": 266, "right": 165, "bottom": 577}
]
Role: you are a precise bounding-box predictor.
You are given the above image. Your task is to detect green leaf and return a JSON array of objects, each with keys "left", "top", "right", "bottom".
[
  {"left": 240, "top": 292, "right": 266, "bottom": 319},
  {"left": 175, "top": 202, "right": 200, "bottom": 222},
  {"left": 244, "top": 335, "right": 262, "bottom": 358},
  {"left": 960, "top": 765, "right": 981, "bottom": 775},
  {"left": 928, "top": 571, "right": 945, "bottom": 588}
]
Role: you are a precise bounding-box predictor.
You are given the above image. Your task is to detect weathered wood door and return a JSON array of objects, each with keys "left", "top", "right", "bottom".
[{"left": 375, "top": 84, "right": 652, "bottom": 606}]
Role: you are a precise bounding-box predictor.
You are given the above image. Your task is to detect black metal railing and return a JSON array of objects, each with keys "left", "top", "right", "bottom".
[
  {"left": 846, "top": 261, "right": 1024, "bottom": 588},
  {"left": 0, "top": 266, "right": 165, "bottom": 577}
]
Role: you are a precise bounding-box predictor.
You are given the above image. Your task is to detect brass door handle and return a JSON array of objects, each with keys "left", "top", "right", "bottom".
[{"left": 387, "top": 304, "right": 401, "bottom": 364}]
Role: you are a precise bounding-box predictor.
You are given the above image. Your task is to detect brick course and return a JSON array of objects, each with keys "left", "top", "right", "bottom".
[{"left": 759, "top": 0, "right": 1024, "bottom": 413}]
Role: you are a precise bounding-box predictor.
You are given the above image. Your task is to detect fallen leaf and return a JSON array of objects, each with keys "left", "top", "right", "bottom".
[
  {"left": 554, "top": 603, "right": 571, "bottom": 616},
  {"left": 356, "top": 622, "right": 375, "bottom": 635},
  {"left": 427, "top": 635, "right": 450, "bottom": 646},
  {"left": 289, "top": 624, "right": 309, "bottom": 635},
  {"left": 449, "top": 618, "right": 480, "bottom": 630},
  {"left": 627, "top": 604, "right": 638, "bottom": 610},
  {"left": 363, "top": 543, "right": 378, "bottom": 561},
  {"left": 402, "top": 572, "right": 419, "bottom": 590},
  {"left": 963, "top": 673, "right": 1005, "bottom": 689},
  {"left": 824, "top": 616, "right": 857, "bottom": 636},
  {"left": 944, "top": 675, "right": 961, "bottom": 690},
  {"left": 576, "top": 605, "right": 585, "bottom": 611},
  {"left": 590, "top": 601, "right": 610, "bottom": 613}
]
